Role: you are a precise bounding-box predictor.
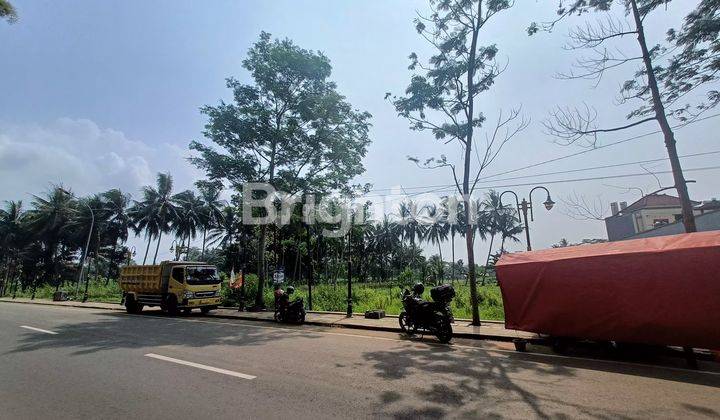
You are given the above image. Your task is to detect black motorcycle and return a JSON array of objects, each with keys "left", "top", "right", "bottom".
[
  {"left": 399, "top": 283, "right": 455, "bottom": 343},
  {"left": 274, "top": 286, "right": 306, "bottom": 324}
]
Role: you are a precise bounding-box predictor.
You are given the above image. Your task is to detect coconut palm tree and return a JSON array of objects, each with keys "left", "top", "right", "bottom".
[
  {"left": 441, "top": 196, "right": 466, "bottom": 284},
  {"left": 172, "top": 190, "right": 204, "bottom": 260},
  {"left": 478, "top": 190, "right": 507, "bottom": 286},
  {"left": 195, "top": 180, "right": 225, "bottom": 259},
  {"left": 99, "top": 189, "right": 132, "bottom": 280},
  {"left": 422, "top": 204, "right": 449, "bottom": 265},
  {"left": 0, "top": 200, "right": 25, "bottom": 295},
  {"left": 397, "top": 200, "right": 424, "bottom": 246},
  {"left": 131, "top": 173, "right": 176, "bottom": 264},
  {"left": 497, "top": 211, "right": 523, "bottom": 253},
  {"left": 24, "top": 186, "right": 76, "bottom": 289}
]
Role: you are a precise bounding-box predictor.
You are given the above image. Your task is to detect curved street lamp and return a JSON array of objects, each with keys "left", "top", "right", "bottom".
[{"left": 500, "top": 186, "right": 554, "bottom": 251}]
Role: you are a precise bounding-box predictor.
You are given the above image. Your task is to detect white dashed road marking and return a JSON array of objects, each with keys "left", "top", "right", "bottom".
[
  {"left": 20, "top": 325, "right": 58, "bottom": 335},
  {"left": 144, "top": 353, "right": 256, "bottom": 380}
]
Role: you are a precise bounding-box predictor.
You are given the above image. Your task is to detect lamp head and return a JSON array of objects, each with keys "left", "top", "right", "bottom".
[{"left": 543, "top": 196, "right": 555, "bottom": 211}]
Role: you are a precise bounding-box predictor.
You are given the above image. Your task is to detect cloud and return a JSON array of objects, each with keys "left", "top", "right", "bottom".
[{"left": 0, "top": 118, "right": 203, "bottom": 201}]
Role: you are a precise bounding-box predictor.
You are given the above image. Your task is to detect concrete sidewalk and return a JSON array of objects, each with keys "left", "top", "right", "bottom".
[{"left": 0, "top": 297, "right": 537, "bottom": 342}]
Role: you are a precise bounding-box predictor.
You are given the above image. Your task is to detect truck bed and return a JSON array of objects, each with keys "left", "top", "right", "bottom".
[{"left": 119, "top": 265, "right": 164, "bottom": 294}]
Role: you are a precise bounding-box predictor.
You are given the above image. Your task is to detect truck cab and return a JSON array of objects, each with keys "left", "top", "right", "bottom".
[{"left": 120, "top": 261, "right": 223, "bottom": 315}]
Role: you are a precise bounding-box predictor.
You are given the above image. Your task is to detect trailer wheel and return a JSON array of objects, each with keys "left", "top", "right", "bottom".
[
  {"left": 551, "top": 337, "right": 570, "bottom": 354},
  {"left": 513, "top": 339, "right": 527, "bottom": 352}
]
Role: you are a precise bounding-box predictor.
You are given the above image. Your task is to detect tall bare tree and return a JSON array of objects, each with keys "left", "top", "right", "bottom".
[
  {"left": 390, "top": 0, "right": 527, "bottom": 325},
  {"left": 534, "top": 0, "right": 720, "bottom": 234}
]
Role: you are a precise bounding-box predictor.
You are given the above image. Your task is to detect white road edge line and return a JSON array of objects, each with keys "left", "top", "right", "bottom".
[
  {"left": 20, "top": 325, "right": 58, "bottom": 335},
  {"left": 144, "top": 353, "right": 256, "bottom": 380}
]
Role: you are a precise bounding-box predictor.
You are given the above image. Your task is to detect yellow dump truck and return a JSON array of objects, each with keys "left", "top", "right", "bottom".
[{"left": 119, "top": 261, "right": 223, "bottom": 315}]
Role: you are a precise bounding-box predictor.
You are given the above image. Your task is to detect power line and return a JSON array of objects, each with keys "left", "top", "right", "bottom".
[
  {"left": 359, "top": 165, "right": 720, "bottom": 199},
  {"left": 361, "top": 149, "right": 720, "bottom": 197},
  {"left": 477, "top": 111, "right": 720, "bottom": 181},
  {"left": 365, "top": 111, "right": 720, "bottom": 193}
]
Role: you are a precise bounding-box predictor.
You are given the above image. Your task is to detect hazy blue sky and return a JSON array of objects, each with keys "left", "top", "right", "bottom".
[{"left": 2, "top": 0, "right": 718, "bottom": 261}]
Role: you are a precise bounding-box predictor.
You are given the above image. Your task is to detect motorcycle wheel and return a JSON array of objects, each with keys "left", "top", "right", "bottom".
[
  {"left": 399, "top": 312, "right": 415, "bottom": 336},
  {"left": 435, "top": 321, "right": 453, "bottom": 344}
]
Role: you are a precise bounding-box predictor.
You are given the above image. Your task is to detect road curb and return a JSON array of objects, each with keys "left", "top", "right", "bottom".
[{"left": 1, "top": 298, "right": 519, "bottom": 342}]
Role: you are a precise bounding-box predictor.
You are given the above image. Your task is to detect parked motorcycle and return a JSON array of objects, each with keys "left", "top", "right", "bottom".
[
  {"left": 399, "top": 283, "right": 455, "bottom": 343},
  {"left": 274, "top": 286, "right": 306, "bottom": 324}
]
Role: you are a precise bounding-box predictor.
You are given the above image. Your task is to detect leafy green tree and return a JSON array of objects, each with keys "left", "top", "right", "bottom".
[
  {"left": 0, "top": 0, "right": 17, "bottom": 24},
  {"left": 536, "top": 0, "right": 717, "bottom": 234},
  {"left": 191, "top": 32, "right": 371, "bottom": 308},
  {"left": 664, "top": 1, "right": 720, "bottom": 119},
  {"left": 390, "top": 0, "right": 526, "bottom": 325}
]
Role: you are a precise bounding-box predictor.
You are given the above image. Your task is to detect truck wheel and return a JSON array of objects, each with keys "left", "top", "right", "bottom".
[
  {"left": 125, "top": 296, "right": 141, "bottom": 314},
  {"left": 164, "top": 295, "right": 179, "bottom": 316},
  {"left": 200, "top": 307, "right": 213, "bottom": 314}
]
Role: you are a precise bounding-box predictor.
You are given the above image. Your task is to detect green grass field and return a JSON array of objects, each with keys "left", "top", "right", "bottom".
[
  {"left": 10, "top": 276, "right": 505, "bottom": 321},
  {"left": 222, "top": 276, "right": 505, "bottom": 320}
]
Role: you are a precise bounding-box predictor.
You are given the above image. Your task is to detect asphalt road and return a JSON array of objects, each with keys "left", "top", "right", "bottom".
[{"left": 1, "top": 302, "right": 719, "bottom": 419}]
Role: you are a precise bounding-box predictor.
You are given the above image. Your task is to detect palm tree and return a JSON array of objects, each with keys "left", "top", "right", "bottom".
[
  {"left": 100, "top": 189, "right": 132, "bottom": 280},
  {"left": 398, "top": 201, "right": 424, "bottom": 246},
  {"left": 196, "top": 180, "right": 225, "bottom": 260},
  {"left": 172, "top": 190, "right": 203, "bottom": 260},
  {"left": 442, "top": 196, "right": 466, "bottom": 285},
  {"left": 478, "top": 190, "right": 508, "bottom": 286},
  {"left": 0, "top": 200, "right": 25, "bottom": 295},
  {"left": 129, "top": 197, "right": 158, "bottom": 265},
  {"left": 25, "top": 186, "right": 76, "bottom": 289},
  {"left": 131, "top": 173, "right": 176, "bottom": 264},
  {"left": 497, "top": 211, "right": 523, "bottom": 253},
  {"left": 422, "top": 204, "right": 449, "bottom": 265}
]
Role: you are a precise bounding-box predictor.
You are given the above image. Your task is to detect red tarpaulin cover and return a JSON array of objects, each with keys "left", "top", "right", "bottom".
[{"left": 495, "top": 231, "right": 720, "bottom": 349}]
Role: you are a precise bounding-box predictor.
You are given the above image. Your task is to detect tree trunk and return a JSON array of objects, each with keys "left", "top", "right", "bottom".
[
  {"left": 201, "top": 229, "right": 207, "bottom": 260},
  {"left": 153, "top": 230, "right": 163, "bottom": 264},
  {"left": 480, "top": 234, "right": 495, "bottom": 286},
  {"left": 463, "top": 0, "right": 483, "bottom": 326},
  {"left": 105, "top": 242, "right": 117, "bottom": 285},
  {"left": 143, "top": 236, "right": 151, "bottom": 264},
  {"left": 630, "top": 0, "right": 696, "bottom": 233}
]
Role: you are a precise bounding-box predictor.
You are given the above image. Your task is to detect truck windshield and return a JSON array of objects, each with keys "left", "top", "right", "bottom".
[{"left": 186, "top": 267, "right": 221, "bottom": 285}]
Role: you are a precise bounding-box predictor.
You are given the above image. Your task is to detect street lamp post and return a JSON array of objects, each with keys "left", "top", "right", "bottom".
[
  {"left": 60, "top": 188, "right": 94, "bottom": 300},
  {"left": 500, "top": 186, "right": 555, "bottom": 251},
  {"left": 346, "top": 226, "right": 353, "bottom": 318}
]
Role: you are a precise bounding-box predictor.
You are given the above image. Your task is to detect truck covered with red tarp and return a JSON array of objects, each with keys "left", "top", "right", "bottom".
[{"left": 495, "top": 231, "right": 720, "bottom": 350}]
